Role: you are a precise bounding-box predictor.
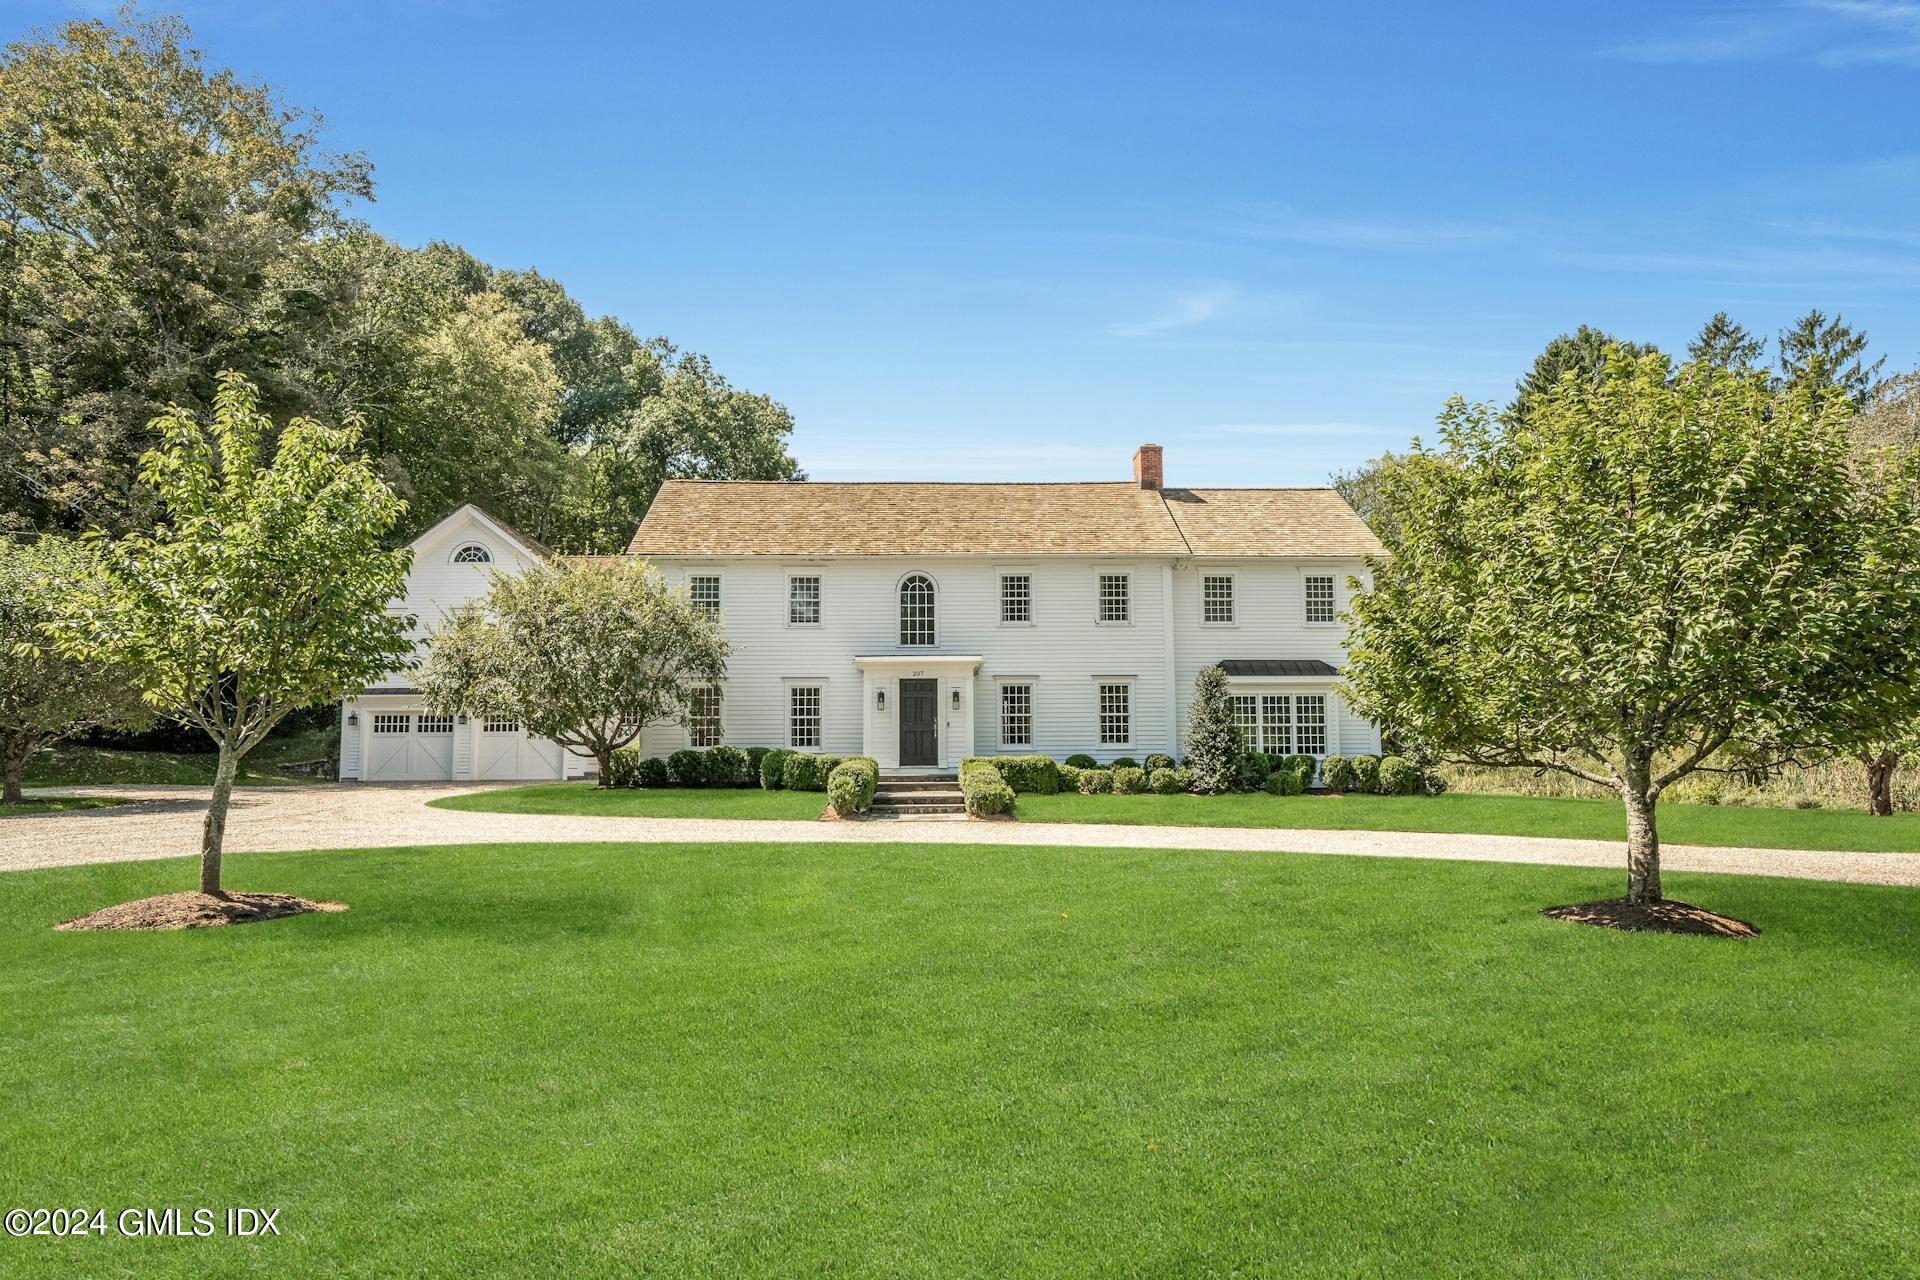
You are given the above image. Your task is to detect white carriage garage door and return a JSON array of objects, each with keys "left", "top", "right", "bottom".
[
  {"left": 476, "top": 716, "right": 566, "bottom": 781},
  {"left": 364, "top": 711, "right": 456, "bottom": 781}
]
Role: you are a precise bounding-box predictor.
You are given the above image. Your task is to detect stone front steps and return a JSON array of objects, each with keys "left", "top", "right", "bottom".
[{"left": 873, "top": 772, "right": 965, "bottom": 817}]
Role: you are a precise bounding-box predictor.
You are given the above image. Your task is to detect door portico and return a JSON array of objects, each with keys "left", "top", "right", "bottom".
[{"left": 852, "top": 654, "right": 984, "bottom": 770}]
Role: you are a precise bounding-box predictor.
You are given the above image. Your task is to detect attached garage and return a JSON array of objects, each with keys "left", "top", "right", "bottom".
[
  {"left": 474, "top": 716, "right": 565, "bottom": 781},
  {"left": 341, "top": 699, "right": 577, "bottom": 782},
  {"left": 363, "top": 711, "right": 456, "bottom": 782}
]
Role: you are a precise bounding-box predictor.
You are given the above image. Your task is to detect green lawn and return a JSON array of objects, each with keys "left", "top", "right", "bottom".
[
  {"left": 430, "top": 782, "right": 825, "bottom": 819},
  {"left": 0, "top": 797, "right": 125, "bottom": 816},
  {"left": 1016, "top": 790, "right": 1920, "bottom": 852},
  {"left": 1, "top": 841, "right": 1914, "bottom": 1278},
  {"left": 23, "top": 730, "right": 337, "bottom": 788}
]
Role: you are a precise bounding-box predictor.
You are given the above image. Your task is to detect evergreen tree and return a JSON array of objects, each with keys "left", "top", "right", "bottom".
[
  {"left": 1512, "top": 325, "right": 1657, "bottom": 417},
  {"left": 1778, "top": 309, "right": 1885, "bottom": 409},
  {"left": 1687, "top": 312, "right": 1764, "bottom": 371},
  {"left": 1185, "top": 665, "right": 1241, "bottom": 795}
]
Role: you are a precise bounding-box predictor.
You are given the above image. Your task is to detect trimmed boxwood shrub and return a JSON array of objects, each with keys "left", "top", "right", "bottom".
[
  {"left": 1077, "top": 768, "right": 1112, "bottom": 794},
  {"left": 1108, "top": 756, "right": 1140, "bottom": 770},
  {"left": 667, "top": 748, "right": 706, "bottom": 787},
  {"left": 1143, "top": 753, "right": 1175, "bottom": 773},
  {"left": 1112, "top": 765, "right": 1148, "bottom": 794},
  {"left": 781, "top": 752, "right": 817, "bottom": 791},
  {"left": 705, "top": 745, "right": 750, "bottom": 787},
  {"left": 636, "top": 755, "right": 670, "bottom": 788},
  {"left": 1263, "top": 765, "right": 1305, "bottom": 796},
  {"left": 605, "top": 745, "right": 642, "bottom": 788},
  {"left": 1230, "top": 752, "right": 1270, "bottom": 792},
  {"left": 745, "top": 746, "right": 771, "bottom": 781},
  {"left": 1148, "top": 766, "right": 1183, "bottom": 794},
  {"left": 1349, "top": 753, "right": 1381, "bottom": 794},
  {"left": 1378, "top": 754, "right": 1421, "bottom": 796},
  {"left": 1286, "top": 754, "right": 1317, "bottom": 783},
  {"left": 1064, "top": 753, "right": 1098, "bottom": 769},
  {"left": 990, "top": 754, "right": 1059, "bottom": 794},
  {"left": 760, "top": 747, "right": 793, "bottom": 790},
  {"left": 1056, "top": 763, "right": 1082, "bottom": 791},
  {"left": 960, "top": 759, "right": 1014, "bottom": 816},
  {"left": 1320, "top": 754, "right": 1356, "bottom": 792},
  {"left": 827, "top": 756, "right": 879, "bottom": 814}
]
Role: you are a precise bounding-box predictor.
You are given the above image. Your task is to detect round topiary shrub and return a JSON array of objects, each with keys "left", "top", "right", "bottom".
[
  {"left": 1143, "top": 753, "right": 1175, "bottom": 773},
  {"left": 636, "top": 755, "right": 670, "bottom": 788},
  {"left": 705, "top": 745, "right": 750, "bottom": 787},
  {"left": 1064, "top": 753, "right": 1098, "bottom": 769},
  {"left": 1109, "top": 756, "right": 1140, "bottom": 770},
  {"left": 826, "top": 756, "right": 879, "bottom": 814},
  {"left": 1263, "top": 765, "right": 1305, "bottom": 796},
  {"left": 1056, "top": 763, "right": 1082, "bottom": 791},
  {"left": 760, "top": 747, "right": 793, "bottom": 790},
  {"left": 667, "top": 748, "right": 707, "bottom": 787},
  {"left": 1320, "top": 754, "right": 1356, "bottom": 792},
  {"left": 1349, "top": 753, "right": 1381, "bottom": 794},
  {"left": 1077, "top": 768, "right": 1113, "bottom": 794},
  {"left": 1112, "top": 765, "right": 1148, "bottom": 794},
  {"left": 1148, "top": 766, "right": 1183, "bottom": 794}
]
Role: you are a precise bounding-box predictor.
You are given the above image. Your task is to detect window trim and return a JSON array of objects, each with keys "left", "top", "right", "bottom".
[
  {"left": 897, "top": 571, "right": 938, "bottom": 647},
  {"left": 1096, "top": 571, "right": 1132, "bottom": 626},
  {"left": 1201, "top": 571, "right": 1237, "bottom": 627},
  {"left": 784, "top": 571, "right": 823, "bottom": 629},
  {"left": 1095, "top": 678, "right": 1134, "bottom": 747},
  {"left": 997, "top": 570, "right": 1034, "bottom": 627},
  {"left": 997, "top": 680, "right": 1034, "bottom": 749},
  {"left": 785, "top": 682, "right": 824, "bottom": 750},
  {"left": 1302, "top": 570, "right": 1339, "bottom": 627}
]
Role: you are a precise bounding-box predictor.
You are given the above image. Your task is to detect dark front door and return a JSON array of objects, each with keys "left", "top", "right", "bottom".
[{"left": 899, "top": 679, "right": 938, "bottom": 766}]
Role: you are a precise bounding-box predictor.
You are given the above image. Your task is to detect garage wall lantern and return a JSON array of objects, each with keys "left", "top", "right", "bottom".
[
  {"left": 951, "top": 688, "right": 962, "bottom": 710},
  {"left": 346, "top": 712, "right": 359, "bottom": 728},
  {"left": 875, "top": 689, "right": 885, "bottom": 710}
]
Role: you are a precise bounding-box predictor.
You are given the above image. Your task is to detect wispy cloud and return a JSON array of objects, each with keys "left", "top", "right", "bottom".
[
  {"left": 1234, "top": 207, "right": 1510, "bottom": 250},
  {"left": 1204, "top": 421, "right": 1403, "bottom": 439},
  {"left": 1107, "top": 286, "right": 1237, "bottom": 338},
  {"left": 1604, "top": 1, "right": 1920, "bottom": 68}
]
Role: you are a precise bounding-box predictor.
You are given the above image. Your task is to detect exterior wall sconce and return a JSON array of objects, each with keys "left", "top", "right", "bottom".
[
  {"left": 346, "top": 711, "right": 359, "bottom": 728},
  {"left": 951, "top": 688, "right": 962, "bottom": 710},
  {"left": 457, "top": 714, "right": 468, "bottom": 725},
  {"left": 875, "top": 689, "right": 886, "bottom": 710}
]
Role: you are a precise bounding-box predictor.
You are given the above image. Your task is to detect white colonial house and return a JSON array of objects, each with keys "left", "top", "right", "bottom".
[{"left": 340, "top": 445, "right": 1383, "bottom": 780}]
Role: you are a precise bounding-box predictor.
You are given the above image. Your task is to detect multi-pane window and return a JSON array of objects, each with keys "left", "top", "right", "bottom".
[
  {"left": 689, "top": 687, "right": 722, "bottom": 747},
  {"left": 416, "top": 713, "right": 454, "bottom": 735},
  {"left": 1098, "top": 683, "right": 1130, "bottom": 745},
  {"left": 1000, "top": 574, "right": 1032, "bottom": 624},
  {"left": 1098, "top": 574, "right": 1130, "bottom": 623},
  {"left": 900, "top": 574, "right": 936, "bottom": 646},
  {"left": 483, "top": 716, "right": 520, "bottom": 733},
  {"left": 689, "top": 575, "right": 721, "bottom": 617},
  {"left": 789, "top": 686, "right": 822, "bottom": 748},
  {"left": 1203, "top": 575, "right": 1235, "bottom": 624},
  {"left": 1000, "top": 683, "right": 1033, "bottom": 747},
  {"left": 1296, "top": 695, "right": 1327, "bottom": 755},
  {"left": 372, "top": 713, "right": 409, "bottom": 734},
  {"left": 1304, "top": 575, "right": 1336, "bottom": 623},
  {"left": 452, "top": 544, "right": 491, "bottom": 564},
  {"left": 788, "top": 575, "right": 821, "bottom": 625},
  {"left": 1232, "top": 695, "right": 1259, "bottom": 749},
  {"left": 1261, "top": 695, "right": 1292, "bottom": 754}
]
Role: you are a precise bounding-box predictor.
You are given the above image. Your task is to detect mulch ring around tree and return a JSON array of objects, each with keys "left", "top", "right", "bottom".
[
  {"left": 55, "top": 892, "right": 348, "bottom": 932},
  {"left": 1541, "top": 898, "right": 1759, "bottom": 939}
]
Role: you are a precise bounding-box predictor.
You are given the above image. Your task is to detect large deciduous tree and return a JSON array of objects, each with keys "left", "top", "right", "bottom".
[
  {"left": 48, "top": 374, "right": 413, "bottom": 895},
  {"left": 0, "top": 536, "right": 150, "bottom": 802},
  {"left": 0, "top": 11, "right": 369, "bottom": 533},
  {"left": 415, "top": 558, "right": 729, "bottom": 783},
  {"left": 1344, "top": 351, "right": 1920, "bottom": 906}
]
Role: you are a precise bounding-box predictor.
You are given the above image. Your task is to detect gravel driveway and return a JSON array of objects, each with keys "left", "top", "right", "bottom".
[{"left": 6, "top": 783, "right": 1920, "bottom": 887}]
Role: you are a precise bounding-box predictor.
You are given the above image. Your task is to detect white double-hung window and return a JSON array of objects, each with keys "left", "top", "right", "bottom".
[
  {"left": 788, "top": 575, "right": 821, "bottom": 626},
  {"left": 899, "top": 574, "right": 936, "bottom": 646},
  {"left": 689, "top": 574, "right": 722, "bottom": 618},
  {"left": 1000, "top": 574, "right": 1032, "bottom": 624},
  {"left": 1098, "top": 683, "right": 1131, "bottom": 745},
  {"left": 1233, "top": 692, "right": 1327, "bottom": 755},
  {"left": 689, "top": 687, "right": 722, "bottom": 747},
  {"left": 788, "top": 685, "right": 822, "bottom": 748},
  {"left": 1304, "top": 574, "right": 1336, "bottom": 624},
  {"left": 1000, "top": 683, "right": 1033, "bottom": 747},
  {"left": 1203, "top": 574, "right": 1235, "bottom": 624},
  {"left": 1098, "top": 573, "right": 1130, "bottom": 624}
]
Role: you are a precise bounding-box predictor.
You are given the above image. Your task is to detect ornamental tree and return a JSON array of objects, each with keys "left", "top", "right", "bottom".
[
  {"left": 415, "top": 557, "right": 729, "bottom": 784},
  {"left": 1343, "top": 350, "right": 1920, "bottom": 906},
  {"left": 0, "top": 536, "right": 150, "bottom": 802},
  {"left": 1185, "top": 665, "right": 1241, "bottom": 795},
  {"left": 48, "top": 374, "right": 413, "bottom": 895}
]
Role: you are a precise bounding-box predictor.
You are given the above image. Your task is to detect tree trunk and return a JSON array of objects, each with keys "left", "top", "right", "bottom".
[
  {"left": 1621, "top": 761, "right": 1661, "bottom": 905},
  {"left": 1863, "top": 750, "right": 1897, "bottom": 817},
  {"left": 595, "top": 745, "right": 613, "bottom": 788},
  {"left": 2, "top": 750, "right": 22, "bottom": 805},
  {"left": 200, "top": 741, "right": 239, "bottom": 897}
]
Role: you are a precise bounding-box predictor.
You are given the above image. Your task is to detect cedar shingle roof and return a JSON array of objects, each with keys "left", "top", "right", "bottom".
[{"left": 627, "top": 479, "right": 1380, "bottom": 559}]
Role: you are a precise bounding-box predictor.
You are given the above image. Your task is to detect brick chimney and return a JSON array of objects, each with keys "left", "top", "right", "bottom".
[{"left": 1132, "top": 443, "right": 1163, "bottom": 491}]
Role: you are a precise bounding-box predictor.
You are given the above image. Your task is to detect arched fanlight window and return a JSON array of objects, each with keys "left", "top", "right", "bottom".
[
  {"left": 452, "top": 543, "right": 492, "bottom": 564},
  {"left": 899, "top": 574, "right": 936, "bottom": 646}
]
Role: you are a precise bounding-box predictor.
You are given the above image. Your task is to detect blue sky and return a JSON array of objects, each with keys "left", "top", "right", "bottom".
[{"left": 15, "top": 1, "right": 1920, "bottom": 485}]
